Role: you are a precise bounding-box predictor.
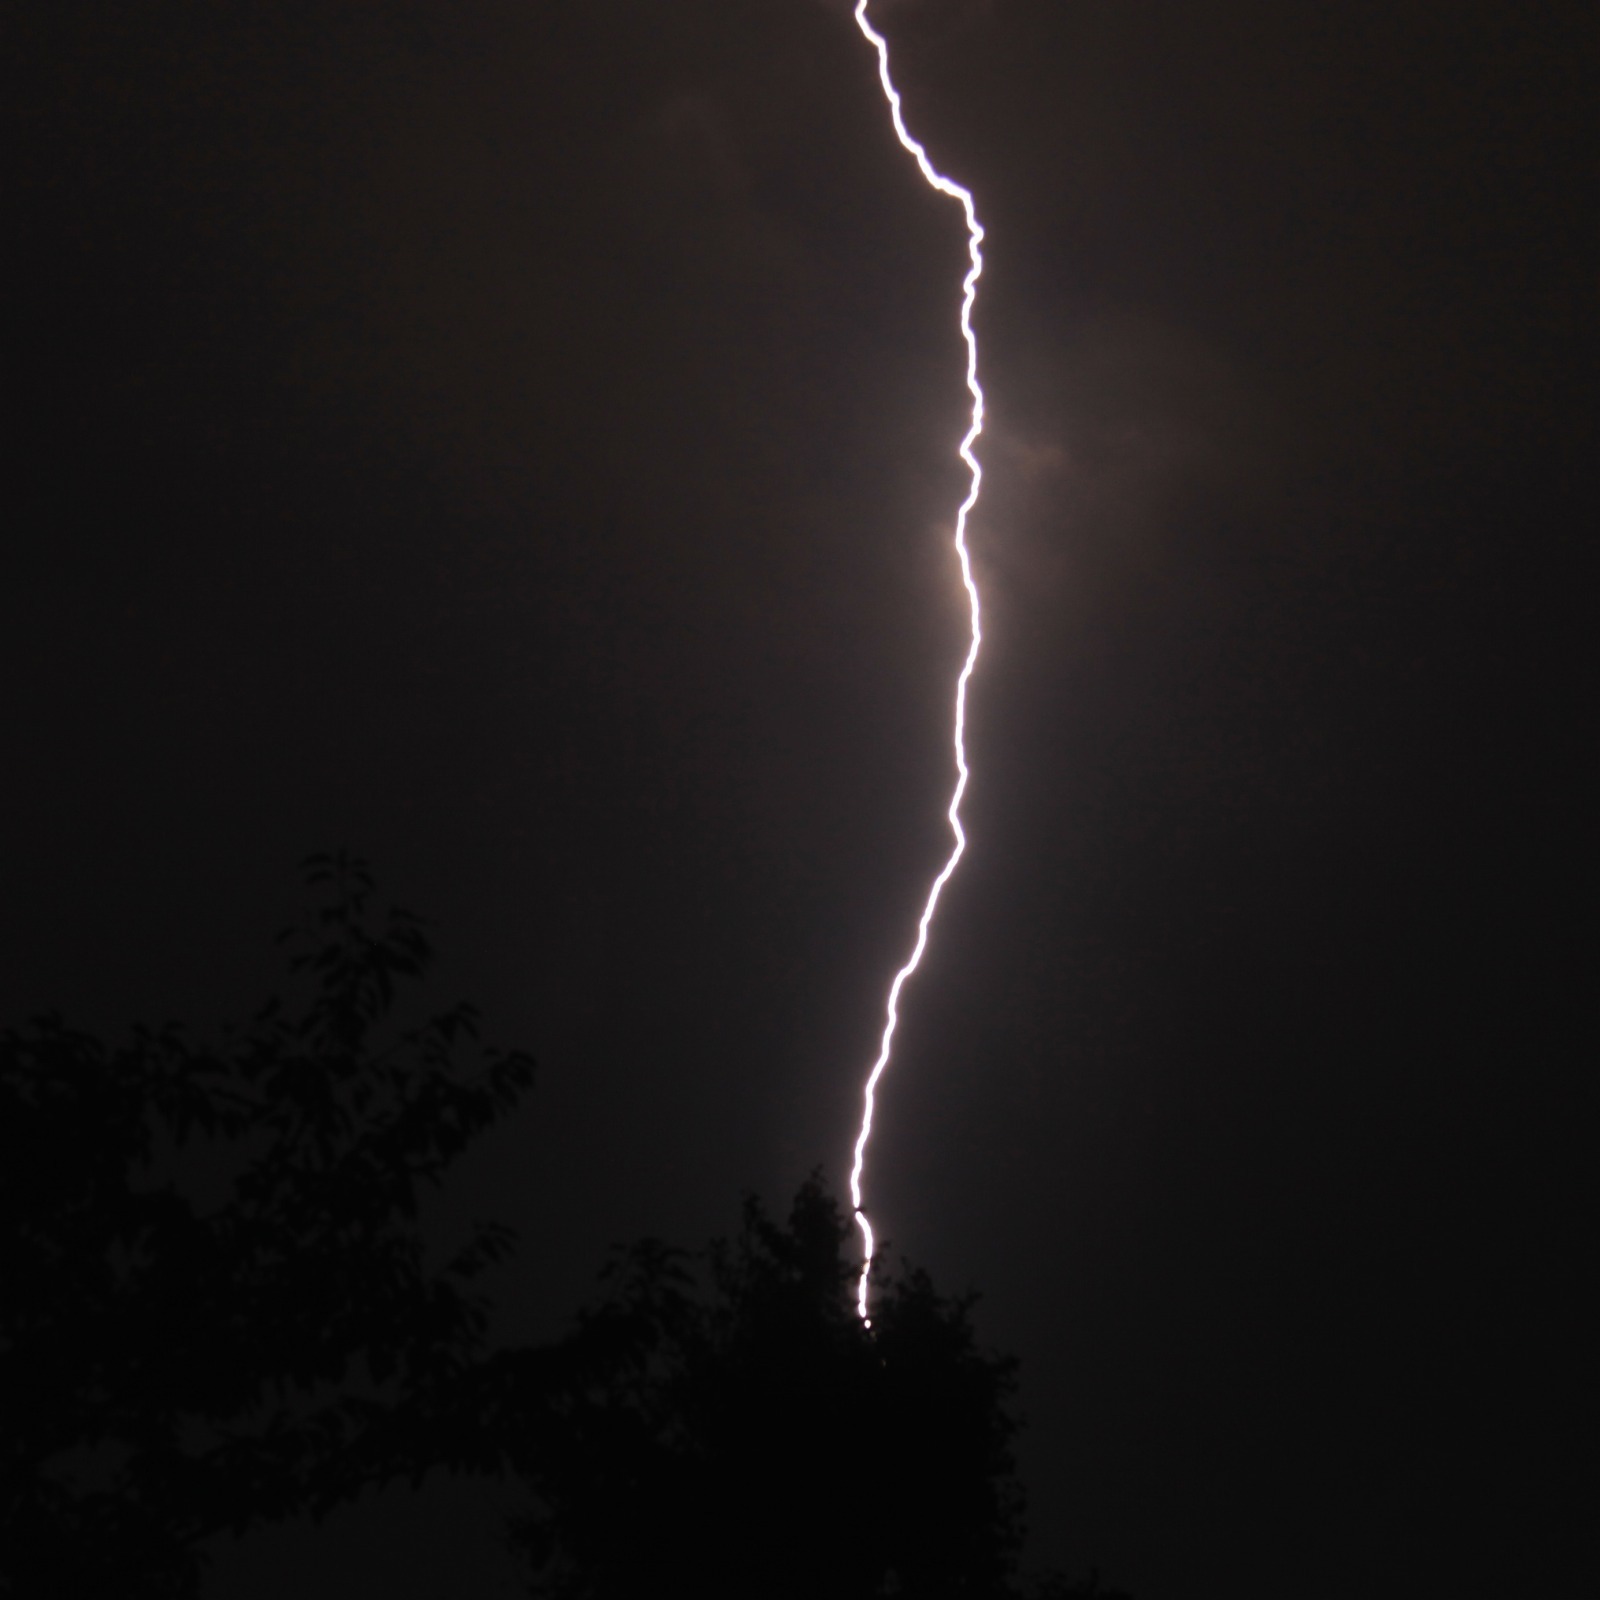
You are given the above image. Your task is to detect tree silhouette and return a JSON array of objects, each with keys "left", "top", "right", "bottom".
[
  {"left": 508, "top": 1179, "right": 1030, "bottom": 1599},
  {"left": 1, "top": 860, "right": 1129, "bottom": 1597},
  {"left": 0, "top": 855, "right": 534, "bottom": 1598}
]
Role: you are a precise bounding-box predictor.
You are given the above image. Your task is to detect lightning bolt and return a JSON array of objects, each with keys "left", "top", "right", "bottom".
[{"left": 848, "top": 0, "right": 986, "bottom": 1326}]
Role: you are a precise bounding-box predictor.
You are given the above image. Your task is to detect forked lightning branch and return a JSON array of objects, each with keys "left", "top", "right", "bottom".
[{"left": 847, "top": 0, "right": 987, "bottom": 1325}]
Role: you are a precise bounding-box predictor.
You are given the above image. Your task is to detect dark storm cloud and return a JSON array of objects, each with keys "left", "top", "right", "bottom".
[{"left": 984, "top": 310, "right": 1271, "bottom": 596}]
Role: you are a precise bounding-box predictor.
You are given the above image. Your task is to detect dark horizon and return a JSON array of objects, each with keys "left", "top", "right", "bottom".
[{"left": 5, "top": 1, "right": 1590, "bottom": 1594}]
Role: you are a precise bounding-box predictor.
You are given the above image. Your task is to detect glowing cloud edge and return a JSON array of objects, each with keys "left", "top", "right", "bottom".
[{"left": 848, "top": 0, "right": 986, "bottom": 1326}]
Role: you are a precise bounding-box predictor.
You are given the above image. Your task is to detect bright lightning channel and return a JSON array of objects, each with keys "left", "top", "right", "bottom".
[{"left": 848, "top": 0, "right": 986, "bottom": 1327}]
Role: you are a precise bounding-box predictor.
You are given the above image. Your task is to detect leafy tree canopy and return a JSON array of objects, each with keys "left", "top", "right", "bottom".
[
  {"left": 1, "top": 858, "right": 1127, "bottom": 1598},
  {"left": 0, "top": 855, "right": 534, "bottom": 1598},
  {"left": 510, "top": 1179, "right": 1029, "bottom": 1600}
]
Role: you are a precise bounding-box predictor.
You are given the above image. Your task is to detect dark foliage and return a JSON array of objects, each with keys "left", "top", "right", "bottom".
[
  {"left": 509, "top": 1178, "right": 1029, "bottom": 1600},
  {"left": 0, "top": 858, "right": 1126, "bottom": 1597},
  {"left": 0, "top": 855, "right": 535, "bottom": 1598},
  {"left": 1027, "top": 1572, "right": 1132, "bottom": 1600}
]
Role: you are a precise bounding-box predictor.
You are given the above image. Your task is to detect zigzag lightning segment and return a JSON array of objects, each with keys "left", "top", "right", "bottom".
[{"left": 848, "top": 0, "right": 986, "bottom": 1326}]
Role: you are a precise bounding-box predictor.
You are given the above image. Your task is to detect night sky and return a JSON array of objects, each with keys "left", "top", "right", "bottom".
[{"left": 6, "top": 1, "right": 1591, "bottom": 1594}]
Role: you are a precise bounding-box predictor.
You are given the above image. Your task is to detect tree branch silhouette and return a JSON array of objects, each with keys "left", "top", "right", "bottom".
[{"left": 0, "top": 854, "right": 534, "bottom": 1598}]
